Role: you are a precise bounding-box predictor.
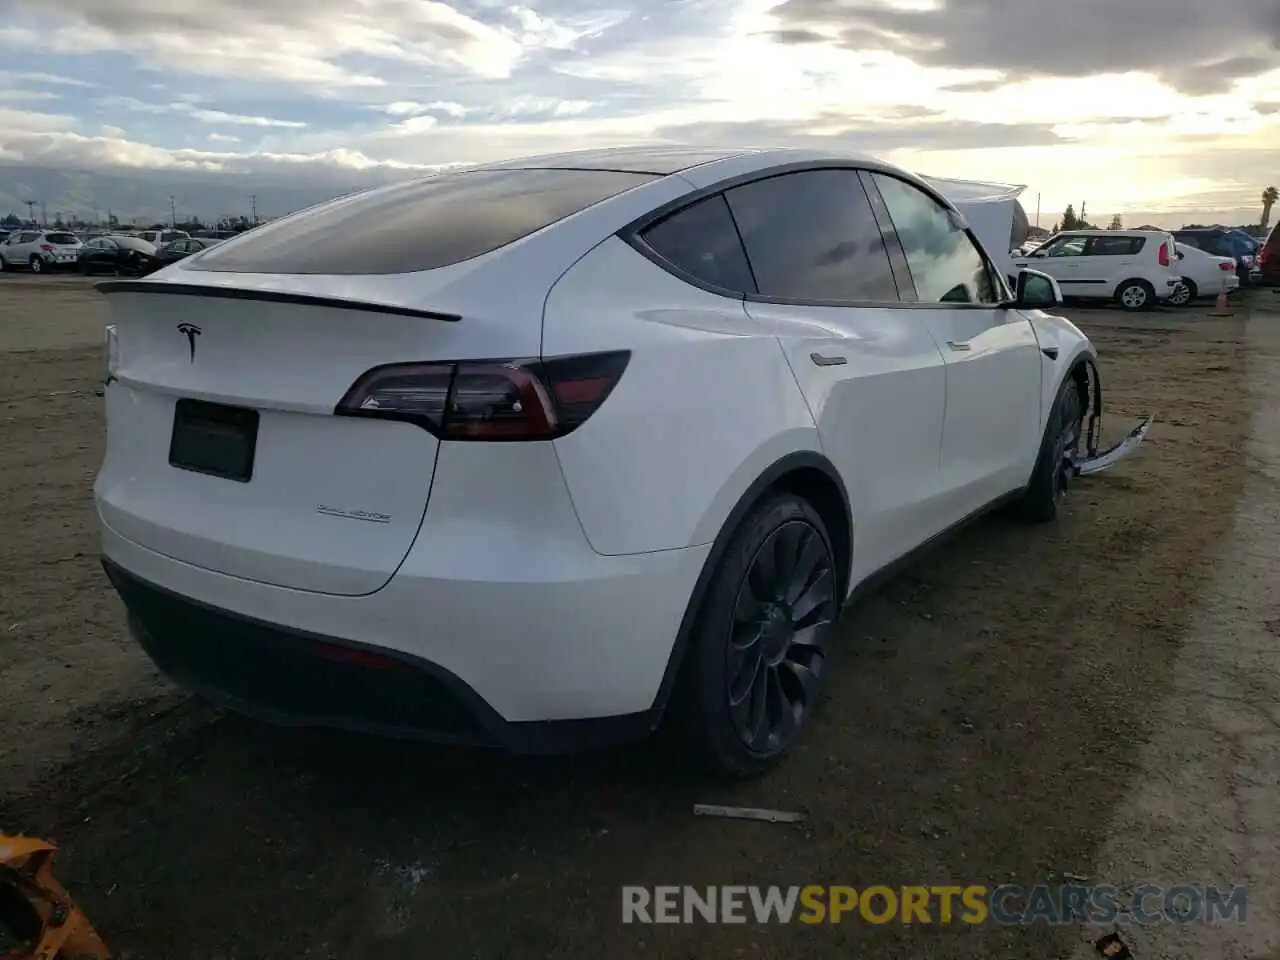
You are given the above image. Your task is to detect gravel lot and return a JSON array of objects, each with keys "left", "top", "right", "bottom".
[{"left": 1, "top": 276, "right": 1276, "bottom": 959}]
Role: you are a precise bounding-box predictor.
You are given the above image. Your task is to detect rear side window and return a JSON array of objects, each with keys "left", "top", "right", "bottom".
[
  {"left": 189, "top": 168, "right": 659, "bottom": 275},
  {"left": 724, "top": 169, "right": 899, "bottom": 302},
  {"left": 44, "top": 233, "right": 77, "bottom": 244},
  {"left": 1087, "top": 236, "right": 1144, "bottom": 256},
  {"left": 640, "top": 194, "right": 755, "bottom": 293}
]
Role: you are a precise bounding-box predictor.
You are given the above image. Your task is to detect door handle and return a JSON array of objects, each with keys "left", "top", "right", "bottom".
[
  {"left": 945, "top": 340, "right": 971, "bottom": 352},
  {"left": 810, "top": 352, "right": 847, "bottom": 366}
]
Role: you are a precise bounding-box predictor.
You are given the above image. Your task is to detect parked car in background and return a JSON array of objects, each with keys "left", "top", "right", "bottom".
[
  {"left": 136, "top": 229, "right": 190, "bottom": 246},
  {"left": 94, "top": 145, "right": 1150, "bottom": 776},
  {"left": 1172, "top": 228, "right": 1255, "bottom": 282},
  {"left": 1258, "top": 221, "right": 1280, "bottom": 286},
  {"left": 77, "top": 235, "right": 158, "bottom": 276},
  {"left": 1169, "top": 243, "right": 1238, "bottom": 306},
  {"left": 1012, "top": 229, "right": 1180, "bottom": 311},
  {"left": 0, "top": 230, "right": 82, "bottom": 273},
  {"left": 147, "top": 236, "right": 221, "bottom": 271}
]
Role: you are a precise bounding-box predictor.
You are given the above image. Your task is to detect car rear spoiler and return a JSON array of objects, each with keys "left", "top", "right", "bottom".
[{"left": 94, "top": 280, "right": 461, "bottom": 322}]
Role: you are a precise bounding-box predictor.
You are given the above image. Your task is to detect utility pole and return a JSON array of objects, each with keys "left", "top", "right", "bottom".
[
  {"left": 169, "top": 195, "right": 177, "bottom": 229},
  {"left": 250, "top": 194, "right": 258, "bottom": 225},
  {"left": 1035, "top": 192, "right": 1041, "bottom": 229},
  {"left": 23, "top": 200, "right": 36, "bottom": 225},
  {"left": 39, "top": 201, "right": 47, "bottom": 227}
]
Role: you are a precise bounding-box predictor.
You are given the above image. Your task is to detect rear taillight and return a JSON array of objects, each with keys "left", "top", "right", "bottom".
[
  {"left": 1219, "top": 261, "right": 1235, "bottom": 272},
  {"left": 39, "top": 244, "right": 54, "bottom": 253},
  {"left": 1261, "top": 248, "right": 1271, "bottom": 267},
  {"left": 1158, "top": 242, "right": 1170, "bottom": 267},
  {"left": 336, "top": 351, "right": 630, "bottom": 441}
]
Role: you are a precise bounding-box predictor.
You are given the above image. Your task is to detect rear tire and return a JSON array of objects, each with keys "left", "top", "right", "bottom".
[
  {"left": 672, "top": 493, "right": 840, "bottom": 778},
  {"left": 1116, "top": 279, "right": 1153, "bottom": 311},
  {"left": 1018, "top": 374, "right": 1085, "bottom": 523},
  {"left": 1169, "top": 278, "right": 1196, "bottom": 307}
]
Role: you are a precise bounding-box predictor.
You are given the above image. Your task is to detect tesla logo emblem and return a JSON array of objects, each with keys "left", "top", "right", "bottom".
[{"left": 176, "top": 323, "right": 201, "bottom": 362}]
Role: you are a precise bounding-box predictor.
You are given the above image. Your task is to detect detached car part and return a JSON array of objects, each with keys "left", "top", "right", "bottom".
[{"left": 0, "top": 836, "right": 111, "bottom": 960}]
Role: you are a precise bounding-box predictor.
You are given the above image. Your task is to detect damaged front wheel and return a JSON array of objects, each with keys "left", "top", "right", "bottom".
[{"left": 1018, "top": 373, "right": 1084, "bottom": 523}]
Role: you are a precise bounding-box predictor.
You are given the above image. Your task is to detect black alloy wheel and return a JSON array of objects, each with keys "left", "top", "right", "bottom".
[{"left": 726, "top": 519, "right": 838, "bottom": 754}]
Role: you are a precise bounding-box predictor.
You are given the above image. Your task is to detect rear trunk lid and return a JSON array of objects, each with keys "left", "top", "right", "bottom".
[{"left": 95, "top": 273, "right": 542, "bottom": 596}]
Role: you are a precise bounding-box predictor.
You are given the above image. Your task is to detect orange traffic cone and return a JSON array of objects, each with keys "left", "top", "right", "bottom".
[{"left": 1208, "top": 290, "right": 1234, "bottom": 317}]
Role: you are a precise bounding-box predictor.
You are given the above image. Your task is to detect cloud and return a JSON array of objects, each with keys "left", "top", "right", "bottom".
[
  {"left": 0, "top": 70, "right": 95, "bottom": 88},
  {"left": 0, "top": 88, "right": 57, "bottom": 102},
  {"left": 378, "top": 100, "right": 469, "bottom": 118},
  {"left": 767, "top": 0, "right": 1280, "bottom": 95},
  {"left": 4, "top": 0, "right": 595, "bottom": 88},
  {"left": 101, "top": 95, "right": 306, "bottom": 128},
  {"left": 652, "top": 115, "right": 1065, "bottom": 153}
]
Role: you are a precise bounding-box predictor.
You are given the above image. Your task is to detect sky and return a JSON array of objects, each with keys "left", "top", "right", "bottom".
[{"left": 1, "top": 0, "right": 1279, "bottom": 226}]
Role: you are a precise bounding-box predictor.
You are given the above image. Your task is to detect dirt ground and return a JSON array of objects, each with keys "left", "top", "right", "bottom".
[{"left": 0, "top": 276, "right": 1265, "bottom": 958}]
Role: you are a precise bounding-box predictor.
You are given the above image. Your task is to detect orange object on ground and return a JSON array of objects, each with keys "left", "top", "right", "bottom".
[
  {"left": 1208, "top": 290, "right": 1235, "bottom": 316},
  {"left": 0, "top": 836, "right": 111, "bottom": 959}
]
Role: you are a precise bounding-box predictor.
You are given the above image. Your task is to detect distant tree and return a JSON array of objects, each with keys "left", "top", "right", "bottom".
[
  {"left": 1261, "top": 185, "right": 1278, "bottom": 231},
  {"left": 1051, "top": 221, "right": 1059, "bottom": 233},
  {"left": 1061, "top": 204, "right": 1077, "bottom": 230},
  {"left": 0, "top": 212, "right": 20, "bottom": 228},
  {"left": 1108, "top": 214, "right": 1123, "bottom": 230}
]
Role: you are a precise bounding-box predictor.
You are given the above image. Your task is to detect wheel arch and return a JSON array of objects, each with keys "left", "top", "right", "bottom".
[
  {"left": 647, "top": 450, "right": 854, "bottom": 720},
  {"left": 1055, "top": 350, "right": 1104, "bottom": 455}
]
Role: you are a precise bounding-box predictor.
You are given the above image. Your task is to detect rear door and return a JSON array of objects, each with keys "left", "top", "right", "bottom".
[
  {"left": 1082, "top": 233, "right": 1145, "bottom": 293},
  {"left": 724, "top": 168, "right": 951, "bottom": 579},
  {"left": 868, "top": 172, "right": 1044, "bottom": 514}
]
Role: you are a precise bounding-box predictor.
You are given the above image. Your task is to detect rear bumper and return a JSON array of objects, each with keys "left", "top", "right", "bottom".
[
  {"left": 99, "top": 513, "right": 710, "bottom": 751},
  {"left": 105, "top": 560, "right": 661, "bottom": 752}
]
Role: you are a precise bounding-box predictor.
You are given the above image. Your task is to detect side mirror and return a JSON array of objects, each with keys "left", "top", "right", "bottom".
[{"left": 1014, "top": 268, "right": 1062, "bottom": 309}]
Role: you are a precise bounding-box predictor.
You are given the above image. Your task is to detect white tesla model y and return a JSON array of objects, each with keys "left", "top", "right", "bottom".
[{"left": 94, "top": 146, "right": 1148, "bottom": 776}]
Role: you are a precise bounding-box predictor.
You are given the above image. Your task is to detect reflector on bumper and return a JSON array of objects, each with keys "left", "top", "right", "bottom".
[{"left": 1070, "top": 417, "right": 1153, "bottom": 477}]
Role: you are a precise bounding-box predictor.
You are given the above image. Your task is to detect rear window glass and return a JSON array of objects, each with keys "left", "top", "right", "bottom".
[
  {"left": 189, "top": 168, "right": 659, "bottom": 275},
  {"left": 117, "top": 237, "right": 156, "bottom": 253},
  {"left": 44, "top": 233, "right": 78, "bottom": 244}
]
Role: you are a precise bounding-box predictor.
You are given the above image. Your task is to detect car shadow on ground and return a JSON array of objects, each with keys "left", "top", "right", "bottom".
[{"left": 0, "top": 308, "right": 1257, "bottom": 960}]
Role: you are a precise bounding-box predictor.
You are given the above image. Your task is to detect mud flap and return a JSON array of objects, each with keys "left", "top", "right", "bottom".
[{"left": 1067, "top": 358, "right": 1153, "bottom": 478}]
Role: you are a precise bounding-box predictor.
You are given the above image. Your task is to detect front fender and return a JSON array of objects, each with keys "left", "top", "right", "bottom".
[{"left": 1026, "top": 309, "right": 1096, "bottom": 435}]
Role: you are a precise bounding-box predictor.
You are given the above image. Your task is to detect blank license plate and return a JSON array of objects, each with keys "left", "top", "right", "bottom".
[{"left": 169, "top": 399, "right": 259, "bottom": 482}]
